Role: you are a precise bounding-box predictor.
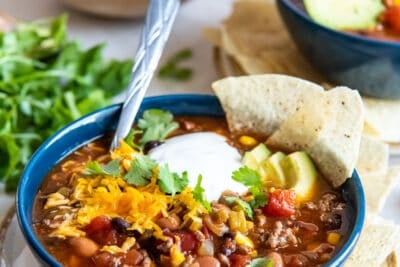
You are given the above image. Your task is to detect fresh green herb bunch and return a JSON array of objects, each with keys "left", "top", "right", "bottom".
[{"left": 0, "top": 15, "right": 133, "bottom": 191}]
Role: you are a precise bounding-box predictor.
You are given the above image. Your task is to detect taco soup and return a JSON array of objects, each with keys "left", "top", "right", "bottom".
[
  {"left": 292, "top": 0, "right": 400, "bottom": 42},
  {"left": 32, "top": 111, "right": 350, "bottom": 267}
]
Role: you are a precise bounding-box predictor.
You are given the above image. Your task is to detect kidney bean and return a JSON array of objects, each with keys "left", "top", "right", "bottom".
[
  {"left": 92, "top": 252, "right": 115, "bottom": 267},
  {"left": 69, "top": 237, "right": 99, "bottom": 257},
  {"left": 229, "top": 254, "right": 251, "bottom": 267}
]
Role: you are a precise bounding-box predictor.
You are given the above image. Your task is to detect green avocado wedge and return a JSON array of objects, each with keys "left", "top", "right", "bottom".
[
  {"left": 261, "top": 152, "right": 286, "bottom": 188},
  {"left": 304, "top": 0, "right": 385, "bottom": 30},
  {"left": 281, "top": 151, "right": 318, "bottom": 202}
]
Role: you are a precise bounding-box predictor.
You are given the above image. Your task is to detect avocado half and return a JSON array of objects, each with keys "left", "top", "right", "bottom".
[{"left": 304, "top": 0, "right": 385, "bottom": 30}]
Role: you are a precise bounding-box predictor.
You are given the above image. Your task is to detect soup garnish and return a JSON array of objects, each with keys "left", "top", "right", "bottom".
[
  {"left": 298, "top": 0, "right": 400, "bottom": 41},
  {"left": 33, "top": 110, "right": 350, "bottom": 267}
]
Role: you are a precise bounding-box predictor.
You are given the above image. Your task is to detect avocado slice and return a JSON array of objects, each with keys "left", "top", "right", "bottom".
[
  {"left": 261, "top": 152, "right": 286, "bottom": 187},
  {"left": 242, "top": 143, "right": 271, "bottom": 169},
  {"left": 281, "top": 151, "right": 318, "bottom": 202},
  {"left": 304, "top": 0, "right": 385, "bottom": 30}
]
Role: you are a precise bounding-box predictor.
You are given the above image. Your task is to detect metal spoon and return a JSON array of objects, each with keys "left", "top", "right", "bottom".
[{"left": 110, "top": 0, "right": 180, "bottom": 150}]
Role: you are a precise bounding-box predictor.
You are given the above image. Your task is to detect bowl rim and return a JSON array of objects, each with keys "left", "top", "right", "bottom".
[
  {"left": 16, "top": 94, "right": 365, "bottom": 266},
  {"left": 280, "top": 0, "right": 400, "bottom": 48}
]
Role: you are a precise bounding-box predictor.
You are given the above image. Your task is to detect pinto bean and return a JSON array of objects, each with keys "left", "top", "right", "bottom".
[
  {"left": 156, "top": 214, "right": 181, "bottom": 230},
  {"left": 69, "top": 237, "right": 99, "bottom": 257},
  {"left": 265, "top": 252, "right": 283, "bottom": 267},
  {"left": 195, "top": 256, "right": 221, "bottom": 267}
]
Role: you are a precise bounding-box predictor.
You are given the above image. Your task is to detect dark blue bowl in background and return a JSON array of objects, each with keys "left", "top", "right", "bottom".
[
  {"left": 277, "top": 0, "right": 400, "bottom": 99},
  {"left": 16, "top": 94, "right": 365, "bottom": 266}
]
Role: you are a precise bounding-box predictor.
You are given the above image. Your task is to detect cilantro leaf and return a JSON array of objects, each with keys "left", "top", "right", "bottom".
[
  {"left": 84, "top": 159, "right": 121, "bottom": 177},
  {"left": 158, "top": 164, "right": 189, "bottom": 195},
  {"left": 232, "top": 166, "right": 263, "bottom": 188},
  {"left": 193, "top": 175, "right": 211, "bottom": 212},
  {"left": 232, "top": 166, "right": 267, "bottom": 209},
  {"left": 0, "top": 15, "right": 133, "bottom": 192},
  {"left": 138, "top": 109, "right": 179, "bottom": 145},
  {"left": 247, "top": 258, "right": 273, "bottom": 267},
  {"left": 224, "top": 196, "right": 254, "bottom": 219},
  {"left": 124, "top": 155, "right": 157, "bottom": 186},
  {"left": 124, "top": 129, "right": 142, "bottom": 150},
  {"left": 158, "top": 49, "right": 193, "bottom": 81},
  {"left": 249, "top": 190, "right": 268, "bottom": 209}
]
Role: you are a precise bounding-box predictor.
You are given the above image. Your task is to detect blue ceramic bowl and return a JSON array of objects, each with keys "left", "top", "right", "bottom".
[
  {"left": 277, "top": 0, "right": 400, "bottom": 99},
  {"left": 17, "top": 94, "right": 365, "bottom": 266}
]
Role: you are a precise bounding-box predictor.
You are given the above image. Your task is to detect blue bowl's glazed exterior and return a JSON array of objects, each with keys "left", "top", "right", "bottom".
[
  {"left": 277, "top": 0, "right": 400, "bottom": 99},
  {"left": 17, "top": 94, "right": 365, "bottom": 266}
]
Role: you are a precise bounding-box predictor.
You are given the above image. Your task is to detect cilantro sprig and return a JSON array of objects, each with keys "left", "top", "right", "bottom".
[
  {"left": 158, "top": 49, "right": 193, "bottom": 81},
  {"left": 232, "top": 166, "right": 267, "bottom": 209},
  {"left": 124, "top": 155, "right": 157, "bottom": 186},
  {"left": 224, "top": 196, "right": 253, "bottom": 218},
  {"left": 0, "top": 15, "right": 133, "bottom": 191},
  {"left": 137, "top": 109, "right": 179, "bottom": 145},
  {"left": 158, "top": 164, "right": 189, "bottom": 195},
  {"left": 193, "top": 175, "right": 211, "bottom": 212},
  {"left": 84, "top": 159, "right": 121, "bottom": 177}
]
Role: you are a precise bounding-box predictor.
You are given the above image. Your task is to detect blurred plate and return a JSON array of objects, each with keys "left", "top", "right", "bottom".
[{"left": 60, "top": 0, "right": 149, "bottom": 18}]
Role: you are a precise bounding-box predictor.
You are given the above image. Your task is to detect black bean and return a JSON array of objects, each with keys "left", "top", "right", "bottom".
[
  {"left": 111, "top": 217, "right": 131, "bottom": 234},
  {"left": 322, "top": 213, "right": 342, "bottom": 231},
  {"left": 143, "top": 141, "right": 164, "bottom": 154}
]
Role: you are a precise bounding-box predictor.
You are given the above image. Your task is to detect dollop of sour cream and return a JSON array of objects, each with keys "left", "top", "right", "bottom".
[{"left": 148, "top": 132, "right": 246, "bottom": 201}]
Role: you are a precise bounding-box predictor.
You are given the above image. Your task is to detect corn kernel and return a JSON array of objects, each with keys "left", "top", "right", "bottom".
[
  {"left": 229, "top": 210, "right": 247, "bottom": 233},
  {"left": 170, "top": 244, "right": 185, "bottom": 267},
  {"left": 327, "top": 232, "right": 341, "bottom": 245},
  {"left": 239, "top": 135, "right": 257, "bottom": 146},
  {"left": 188, "top": 216, "right": 203, "bottom": 232},
  {"left": 234, "top": 232, "right": 254, "bottom": 248}
]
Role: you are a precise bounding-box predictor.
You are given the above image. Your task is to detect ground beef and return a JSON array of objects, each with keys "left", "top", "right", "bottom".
[
  {"left": 302, "top": 193, "right": 346, "bottom": 231},
  {"left": 266, "top": 221, "right": 298, "bottom": 249}
]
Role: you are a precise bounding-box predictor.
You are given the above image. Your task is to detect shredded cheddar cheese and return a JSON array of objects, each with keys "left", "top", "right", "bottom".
[{"left": 45, "top": 140, "right": 208, "bottom": 250}]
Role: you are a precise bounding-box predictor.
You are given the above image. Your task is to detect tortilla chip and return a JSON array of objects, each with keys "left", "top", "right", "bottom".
[
  {"left": 362, "top": 166, "right": 400, "bottom": 214},
  {"left": 202, "top": 27, "right": 222, "bottom": 47},
  {"left": 215, "top": 0, "right": 324, "bottom": 83},
  {"left": 344, "top": 216, "right": 400, "bottom": 267},
  {"left": 212, "top": 74, "right": 325, "bottom": 138},
  {"left": 382, "top": 252, "right": 398, "bottom": 267},
  {"left": 363, "top": 97, "right": 400, "bottom": 143},
  {"left": 266, "top": 87, "right": 364, "bottom": 187},
  {"left": 356, "top": 135, "right": 389, "bottom": 178}
]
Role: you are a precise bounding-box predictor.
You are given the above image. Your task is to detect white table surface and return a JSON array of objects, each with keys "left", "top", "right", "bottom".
[{"left": 0, "top": 0, "right": 399, "bottom": 265}]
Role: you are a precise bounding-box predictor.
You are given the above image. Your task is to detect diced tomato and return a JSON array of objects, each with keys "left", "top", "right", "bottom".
[
  {"left": 382, "top": 6, "right": 400, "bottom": 33},
  {"left": 229, "top": 254, "right": 251, "bottom": 267},
  {"left": 85, "top": 216, "right": 112, "bottom": 235},
  {"left": 174, "top": 230, "right": 198, "bottom": 253},
  {"left": 85, "top": 216, "right": 118, "bottom": 245},
  {"left": 262, "top": 189, "right": 296, "bottom": 217}
]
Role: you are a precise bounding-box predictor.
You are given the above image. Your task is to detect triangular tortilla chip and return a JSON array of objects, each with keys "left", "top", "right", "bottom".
[
  {"left": 344, "top": 216, "right": 400, "bottom": 267},
  {"left": 362, "top": 166, "right": 400, "bottom": 214},
  {"left": 212, "top": 74, "right": 325, "bottom": 138},
  {"left": 363, "top": 96, "right": 400, "bottom": 143},
  {"left": 381, "top": 252, "right": 398, "bottom": 267},
  {"left": 356, "top": 135, "right": 389, "bottom": 178},
  {"left": 266, "top": 87, "right": 364, "bottom": 187},
  {"left": 217, "top": 0, "right": 324, "bottom": 82}
]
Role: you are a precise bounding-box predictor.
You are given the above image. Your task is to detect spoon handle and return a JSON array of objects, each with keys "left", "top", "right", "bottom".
[{"left": 110, "top": 0, "right": 180, "bottom": 150}]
